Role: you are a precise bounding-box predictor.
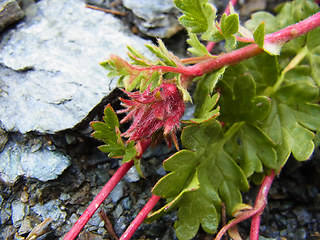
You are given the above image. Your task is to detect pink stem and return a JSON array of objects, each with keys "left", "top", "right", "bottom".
[
  {"left": 224, "top": 0, "right": 238, "bottom": 15},
  {"left": 63, "top": 160, "right": 134, "bottom": 240},
  {"left": 64, "top": 139, "right": 151, "bottom": 240},
  {"left": 190, "top": 11, "right": 320, "bottom": 77},
  {"left": 250, "top": 170, "right": 276, "bottom": 240},
  {"left": 215, "top": 170, "right": 276, "bottom": 240},
  {"left": 119, "top": 195, "right": 161, "bottom": 240}
]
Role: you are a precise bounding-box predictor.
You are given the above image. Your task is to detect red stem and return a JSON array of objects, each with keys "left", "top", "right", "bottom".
[
  {"left": 63, "top": 160, "right": 134, "bottom": 240},
  {"left": 215, "top": 170, "right": 276, "bottom": 240},
  {"left": 119, "top": 195, "right": 161, "bottom": 240},
  {"left": 250, "top": 170, "right": 276, "bottom": 240},
  {"left": 225, "top": 0, "right": 238, "bottom": 15},
  {"left": 64, "top": 140, "right": 151, "bottom": 240},
  {"left": 190, "top": 11, "right": 320, "bottom": 77}
]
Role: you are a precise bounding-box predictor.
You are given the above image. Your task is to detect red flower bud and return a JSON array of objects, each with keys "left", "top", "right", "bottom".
[{"left": 118, "top": 83, "right": 185, "bottom": 149}]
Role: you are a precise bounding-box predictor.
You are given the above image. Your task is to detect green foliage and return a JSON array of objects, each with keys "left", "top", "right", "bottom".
[
  {"left": 97, "top": 0, "right": 320, "bottom": 239},
  {"left": 192, "top": 68, "right": 225, "bottom": 123},
  {"left": 91, "top": 104, "right": 137, "bottom": 163},
  {"left": 100, "top": 39, "right": 181, "bottom": 91},
  {"left": 245, "top": 0, "right": 319, "bottom": 55},
  {"left": 149, "top": 119, "right": 249, "bottom": 239},
  {"left": 174, "top": 0, "right": 217, "bottom": 34},
  {"left": 187, "top": 32, "right": 211, "bottom": 57}
]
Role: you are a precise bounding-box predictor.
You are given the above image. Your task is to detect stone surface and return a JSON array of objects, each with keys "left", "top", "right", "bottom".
[
  {"left": 109, "top": 180, "right": 124, "bottom": 203},
  {"left": 0, "top": 0, "right": 25, "bottom": 32},
  {"left": 11, "top": 200, "right": 25, "bottom": 228},
  {"left": 122, "top": 0, "right": 182, "bottom": 38},
  {"left": 0, "top": 138, "right": 70, "bottom": 184},
  {"left": 31, "top": 199, "right": 67, "bottom": 229},
  {"left": 0, "top": 0, "right": 151, "bottom": 134}
]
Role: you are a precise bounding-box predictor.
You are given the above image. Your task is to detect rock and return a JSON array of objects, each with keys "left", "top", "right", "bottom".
[
  {"left": 0, "top": 0, "right": 151, "bottom": 134},
  {"left": 0, "top": 225, "right": 17, "bottom": 240},
  {"left": 0, "top": 128, "right": 8, "bottom": 153},
  {"left": 124, "top": 166, "right": 140, "bottom": 182},
  {"left": 31, "top": 199, "right": 66, "bottom": 229},
  {"left": 0, "top": 138, "right": 70, "bottom": 185},
  {"left": 121, "top": 197, "right": 132, "bottom": 210},
  {"left": 122, "top": 0, "right": 182, "bottom": 38},
  {"left": 11, "top": 200, "right": 26, "bottom": 228},
  {"left": 293, "top": 207, "right": 313, "bottom": 226},
  {"left": 114, "top": 216, "right": 129, "bottom": 237},
  {"left": 113, "top": 204, "right": 123, "bottom": 219},
  {"left": 18, "top": 217, "right": 33, "bottom": 235},
  {"left": 0, "top": 202, "right": 11, "bottom": 224},
  {"left": 109, "top": 181, "right": 124, "bottom": 203},
  {"left": 0, "top": 0, "right": 25, "bottom": 32}
]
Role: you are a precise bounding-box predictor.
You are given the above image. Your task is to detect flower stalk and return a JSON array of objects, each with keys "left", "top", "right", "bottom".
[
  {"left": 63, "top": 140, "right": 150, "bottom": 240},
  {"left": 119, "top": 195, "right": 161, "bottom": 240},
  {"left": 214, "top": 170, "right": 276, "bottom": 240}
]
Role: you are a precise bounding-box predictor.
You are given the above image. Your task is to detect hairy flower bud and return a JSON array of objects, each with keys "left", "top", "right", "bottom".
[{"left": 118, "top": 82, "right": 185, "bottom": 149}]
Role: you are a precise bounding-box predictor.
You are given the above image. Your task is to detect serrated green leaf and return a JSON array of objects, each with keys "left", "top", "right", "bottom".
[
  {"left": 245, "top": 12, "right": 278, "bottom": 34},
  {"left": 218, "top": 72, "right": 271, "bottom": 123},
  {"left": 187, "top": 32, "right": 211, "bottom": 57},
  {"left": 193, "top": 68, "right": 225, "bottom": 122},
  {"left": 253, "top": 22, "right": 265, "bottom": 48},
  {"left": 224, "top": 35, "right": 237, "bottom": 52},
  {"left": 146, "top": 39, "right": 178, "bottom": 67},
  {"left": 228, "top": 124, "right": 277, "bottom": 177},
  {"left": 103, "top": 105, "right": 119, "bottom": 129},
  {"left": 123, "top": 144, "right": 137, "bottom": 163},
  {"left": 151, "top": 119, "right": 249, "bottom": 238},
  {"left": 174, "top": 0, "right": 217, "bottom": 34},
  {"left": 91, "top": 104, "right": 139, "bottom": 163},
  {"left": 220, "top": 13, "right": 239, "bottom": 37}
]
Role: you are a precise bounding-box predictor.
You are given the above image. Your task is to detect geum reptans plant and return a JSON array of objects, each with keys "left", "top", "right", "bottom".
[{"left": 64, "top": 0, "right": 320, "bottom": 239}]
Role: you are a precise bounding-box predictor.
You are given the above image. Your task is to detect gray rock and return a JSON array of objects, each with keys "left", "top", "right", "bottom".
[
  {"left": 11, "top": 200, "right": 25, "bottom": 228},
  {"left": 121, "top": 197, "right": 132, "bottom": 210},
  {"left": 124, "top": 166, "right": 140, "bottom": 182},
  {"left": 31, "top": 199, "right": 66, "bottom": 229},
  {"left": 109, "top": 181, "right": 124, "bottom": 203},
  {"left": 87, "top": 211, "right": 101, "bottom": 231},
  {"left": 0, "top": 202, "right": 11, "bottom": 225},
  {"left": 18, "top": 217, "right": 33, "bottom": 235},
  {"left": 113, "top": 204, "right": 123, "bottom": 219},
  {"left": 0, "top": 0, "right": 151, "bottom": 134},
  {"left": 293, "top": 207, "right": 313, "bottom": 225},
  {"left": 0, "top": 139, "right": 70, "bottom": 184},
  {"left": 0, "top": 0, "right": 25, "bottom": 32},
  {"left": 114, "top": 216, "right": 129, "bottom": 236},
  {"left": 0, "top": 128, "right": 8, "bottom": 153},
  {"left": 122, "top": 0, "right": 182, "bottom": 38}
]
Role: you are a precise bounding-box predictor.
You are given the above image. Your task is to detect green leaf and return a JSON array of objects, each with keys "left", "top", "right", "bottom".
[
  {"left": 224, "top": 35, "right": 237, "bottom": 52},
  {"left": 151, "top": 119, "right": 249, "bottom": 238},
  {"left": 174, "top": 0, "right": 217, "bottom": 34},
  {"left": 253, "top": 22, "right": 265, "bottom": 48},
  {"left": 100, "top": 55, "right": 159, "bottom": 91},
  {"left": 227, "top": 123, "right": 277, "bottom": 177},
  {"left": 220, "top": 13, "right": 239, "bottom": 37},
  {"left": 245, "top": 12, "right": 278, "bottom": 34},
  {"left": 218, "top": 72, "right": 271, "bottom": 123},
  {"left": 306, "top": 28, "right": 320, "bottom": 86},
  {"left": 187, "top": 32, "right": 211, "bottom": 57},
  {"left": 146, "top": 39, "right": 179, "bottom": 67},
  {"left": 91, "top": 104, "right": 137, "bottom": 162},
  {"left": 192, "top": 68, "right": 225, "bottom": 123}
]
